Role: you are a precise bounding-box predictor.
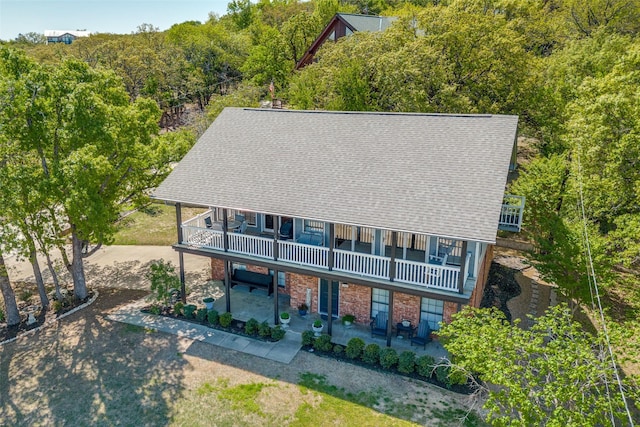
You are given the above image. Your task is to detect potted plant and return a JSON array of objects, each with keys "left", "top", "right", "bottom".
[
  {"left": 203, "top": 297, "right": 215, "bottom": 310},
  {"left": 342, "top": 314, "right": 355, "bottom": 327},
  {"left": 298, "top": 303, "right": 308, "bottom": 316},
  {"left": 312, "top": 319, "right": 324, "bottom": 336},
  {"left": 279, "top": 311, "right": 290, "bottom": 327}
]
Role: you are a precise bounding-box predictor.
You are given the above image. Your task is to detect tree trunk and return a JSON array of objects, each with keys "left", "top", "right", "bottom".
[
  {"left": 0, "top": 249, "right": 21, "bottom": 326},
  {"left": 29, "top": 245, "right": 49, "bottom": 308},
  {"left": 70, "top": 227, "right": 88, "bottom": 300},
  {"left": 45, "top": 251, "right": 63, "bottom": 301}
]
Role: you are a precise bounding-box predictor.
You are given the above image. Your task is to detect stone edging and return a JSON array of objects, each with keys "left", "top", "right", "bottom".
[{"left": 0, "top": 290, "right": 100, "bottom": 347}]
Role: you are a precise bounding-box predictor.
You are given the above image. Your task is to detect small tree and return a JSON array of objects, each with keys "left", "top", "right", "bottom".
[
  {"left": 439, "top": 304, "right": 636, "bottom": 426},
  {"left": 145, "top": 260, "right": 180, "bottom": 307}
]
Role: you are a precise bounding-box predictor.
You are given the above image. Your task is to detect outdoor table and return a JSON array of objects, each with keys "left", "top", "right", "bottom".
[{"left": 395, "top": 322, "right": 412, "bottom": 339}]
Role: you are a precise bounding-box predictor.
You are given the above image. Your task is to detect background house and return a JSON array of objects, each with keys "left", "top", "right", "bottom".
[
  {"left": 295, "top": 13, "right": 396, "bottom": 69},
  {"left": 152, "top": 107, "right": 523, "bottom": 344},
  {"left": 44, "top": 30, "right": 90, "bottom": 44}
]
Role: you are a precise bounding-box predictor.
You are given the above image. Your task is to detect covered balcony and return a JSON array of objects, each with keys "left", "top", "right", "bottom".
[{"left": 179, "top": 208, "right": 482, "bottom": 296}]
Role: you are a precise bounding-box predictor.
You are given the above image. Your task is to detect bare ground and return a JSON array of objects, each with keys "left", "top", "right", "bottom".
[{"left": 0, "top": 288, "right": 482, "bottom": 426}]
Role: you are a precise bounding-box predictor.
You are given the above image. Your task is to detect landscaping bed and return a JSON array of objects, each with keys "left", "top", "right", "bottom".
[{"left": 300, "top": 331, "right": 474, "bottom": 395}]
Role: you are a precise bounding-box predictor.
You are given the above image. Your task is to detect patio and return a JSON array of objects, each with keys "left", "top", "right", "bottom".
[{"left": 212, "top": 286, "right": 449, "bottom": 360}]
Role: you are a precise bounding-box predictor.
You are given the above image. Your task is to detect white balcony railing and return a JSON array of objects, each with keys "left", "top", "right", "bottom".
[
  {"left": 278, "top": 240, "right": 329, "bottom": 268},
  {"left": 228, "top": 233, "right": 273, "bottom": 259},
  {"left": 499, "top": 194, "right": 525, "bottom": 232},
  {"left": 333, "top": 249, "right": 390, "bottom": 280},
  {"left": 180, "top": 222, "right": 463, "bottom": 292},
  {"left": 395, "top": 259, "right": 460, "bottom": 292}
]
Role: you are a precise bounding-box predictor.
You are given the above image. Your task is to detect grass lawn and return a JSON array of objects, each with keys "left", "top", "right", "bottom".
[{"left": 112, "top": 204, "right": 205, "bottom": 246}]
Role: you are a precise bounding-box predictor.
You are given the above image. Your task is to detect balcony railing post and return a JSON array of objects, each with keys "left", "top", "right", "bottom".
[
  {"left": 273, "top": 216, "right": 280, "bottom": 261},
  {"left": 222, "top": 208, "right": 229, "bottom": 252},
  {"left": 458, "top": 240, "right": 468, "bottom": 294},
  {"left": 389, "top": 231, "right": 397, "bottom": 282},
  {"left": 329, "top": 223, "right": 335, "bottom": 271}
]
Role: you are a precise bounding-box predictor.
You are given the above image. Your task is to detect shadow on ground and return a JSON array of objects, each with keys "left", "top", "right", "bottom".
[{"left": 0, "top": 289, "right": 188, "bottom": 426}]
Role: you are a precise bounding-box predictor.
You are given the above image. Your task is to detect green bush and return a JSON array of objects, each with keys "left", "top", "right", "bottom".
[
  {"left": 258, "top": 321, "right": 271, "bottom": 337},
  {"left": 207, "top": 309, "right": 219, "bottom": 325},
  {"left": 219, "top": 312, "right": 233, "bottom": 328},
  {"left": 196, "top": 308, "right": 208, "bottom": 322},
  {"left": 146, "top": 259, "right": 180, "bottom": 306},
  {"left": 333, "top": 344, "right": 344, "bottom": 354},
  {"left": 435, "top": 365, "right": 451, "bottom": 386},
  {"left": 149, "top": 305, "right": 161, "bottom": 315},
  {"left": 313, "top": 334, "right": 333, "bottom": 352},
  {"left": 345, "top": 337, "right": 366, "bottom": 360},
  {"left": 398, "top": 351, "right": 416, "bottom": 374},
  {"left": 183, "top": 304, "right": 197, "bottom": 318},
  {"left": 173, "top": 301, "right": 184, "bottom": 316},
  {"left": 245, "top": 318, "right": 259, "bottom": 335},
  {"left": 379, "top": 347, "right": 399, "bottom": 370},
  {"left": 416, "top": 355, "right": 436, "bottom": 378},
  {"left": 52, "top": 300, "right": 63, "bottom": 313},
  {"left": 301, "top": 330, "right": 315, "bottom": 346},
  {"left": 271, "top": 325, "right": 286, "bottom": 341},
  {"left": 362, "top": 343, "right": 381, "bottom": 364}
]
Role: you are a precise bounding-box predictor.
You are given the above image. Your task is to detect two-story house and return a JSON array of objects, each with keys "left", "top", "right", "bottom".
[{"left": 152, "top": 108, "right": 524, "bottom": 345}]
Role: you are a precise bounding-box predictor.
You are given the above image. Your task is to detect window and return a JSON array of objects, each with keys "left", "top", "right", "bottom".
[
  {"left": 268, "top": 270, "right": 286, "bottom": 287},
  {"left": 420, "top": 298, "right": 444, "bottom": 330},
  {"left": 241, "top": 211, "right": 256, "bottom": 226},
  {"left": 303, "top": 219, "right": 324, "bottom": 233},
  {"left": 371, "top": 288, "right": 389, "bottom": 317}
]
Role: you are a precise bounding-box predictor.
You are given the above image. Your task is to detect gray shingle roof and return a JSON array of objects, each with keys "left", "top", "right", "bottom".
[
  {"left": 153, "top": 108, "right": 518, "bottom": 244},
  {"left": 338, "top": 14, "right": 397, "bottom": 32}
]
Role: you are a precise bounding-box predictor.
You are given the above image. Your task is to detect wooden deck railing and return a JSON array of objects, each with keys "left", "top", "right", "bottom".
[
  {"left": 499, "top": 195, "right": 525, "bottom": 232},
  {"left": 181, "top": 223, "right": 464, "bottom": 292}
]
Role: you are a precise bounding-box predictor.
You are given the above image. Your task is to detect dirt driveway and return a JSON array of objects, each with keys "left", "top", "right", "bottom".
[{"left": 0, "top": 288, "right": 482, "bottom": 426}]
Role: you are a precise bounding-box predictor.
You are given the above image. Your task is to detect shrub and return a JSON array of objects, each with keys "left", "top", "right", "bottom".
[
  {"left": 313, "top": 319, "right": 323, "bottom": 328},
  {"left": 258, "top": 321, "right": 271, "bottom": 337},
  {"left": 280, "top": 312, "right": 290, "bottom": 319},
  {"left": 207, "top": 309, "right": 219, "bottom": 325},
  {"left": 150, "top": 305, "right": 161, "bottom": 315},
  {"left": 301, "top": 330, "right": 315, "bottom": 346},
  {"left": 398, "top": 351, "right": 416, "bottom": 374},
  {"left": 362, "top": 343, "right": 381, "bottom": 364},
  {"left": 435, "top": 365, "right": 451, "bottom": 385},
  {"left": 341, "top": 314, "right": 355, "bottom": 324},
  {"left": 183, "top": 304, "right": 197, "bottom": 318},
  {"left": 219, "top": 312, "right": 233, "bottom": 328},
  {"left": 245, "top": 318, "right": 259, "bottom": 335},
  {"left": 333, "top": 344, "right": 344, "bottom": 354},
  {"left": 146, "top": 260, "right": 180, "bottom": 306},
  {"left": 416, "top": 355, "right": 436, "bottom": 378},
  {"left": 196, "top": 308, "right": 208, "bottom": 322},
  {"left": 345, "top": 337, "right": 366, "bottom": 360},
  {"left": 173, "top": 301, "right": 184, "bottom": 316},
  {"left": 437, "top": 365, "right": 468, "bottom": 387},
  {"left": 313, "top": 334, "right": 333, "bottom": 352},
  {"left": 271, "top": 325, "right": 286, "bottom": 341},
  {"left": 379, "top": 348, "right": 399, "bottom": 370},
  {"left": 52, "top": 300, "right": 63, "bottom": 313}
]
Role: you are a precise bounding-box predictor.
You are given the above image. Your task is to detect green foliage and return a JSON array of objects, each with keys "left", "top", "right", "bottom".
[
  {"left": 51, "top": 300, "right": 63, "bottom": 313},
  {"left": 0, "top": 308, "right": 4, "bottom": 323},
  {"left": 416, "top": 355, "right": 435, "bottom": 378},
  {"left": 245, "top": 318, "right": 259, "bottom": 335},
  {"left": 149, "top": 305, "right": 162, "bottom": 315},
  {"left": 362, "top": 343, "right": 381, "bottom": 364},
  {"left": 196, "top": 308, "right": 208, "bottom": 322},
  {"left": 313, "top": 334, "right": 333, "bottom": 352},
  {"left": 173, "top": 301, "right": 184, "bottom": 316},
  {"left": 332, "top": 344, "right": 344, "bottom": 355},
  {"left": 379, "top": 348, "right": 399, "bottom": 370},
  {"left": 301, "top": 330, "right": 315, "bottom": 346},
  {"left": 258, "top": 321, "right": 271, "bottom": 337},
  {"left": 279, "top": 312, "right": 290, "bottom": 320},
  {"left": 397, "top": 351, "right": 416, "bottom": 374},
  {"left": 345, "top": 337, "right": 366, "bottom": 360},
  {"left": 313, "top": 319, "right": 323, "bottom": 328},
  {"left": 219, "top": 312, "right": 233, "bottom": 328},
  {"left": 270, "top": 325, "right": 286, "bottom": 340},
  {"left": 439, "top": 304, "right": 633, "bottom": 425},
  {"left": 183, "top": 304, "right": 197, "bottom": 319},
  {"left": 207, "top": 309, "right": 219, "bottom": 325}
]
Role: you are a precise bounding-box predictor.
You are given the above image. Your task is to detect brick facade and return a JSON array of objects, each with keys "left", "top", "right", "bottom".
[
  {"left": 336, "top": 283, "right": 371, "bottom": 325},
  {"left": 287, "top": 272, "right": 318, "bottom": 312},
  {"left": 391, "top": 292, "right": 421, "bottom": 326},
  {"left": 468, "top": 244, "right": 493, "bottom": 308},
  {"left": 210, "top": 258, "right": 225, "bottom": 280}
]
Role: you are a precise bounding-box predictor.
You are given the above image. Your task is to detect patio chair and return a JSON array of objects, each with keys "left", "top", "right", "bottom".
[
  {"left": 204, "top": 217, "right": 213, "bottom": 228},
  {"left": 235, "top": 214, "right": 245, "bottom": 222},
  {"left": 234, "top": 220, "right": 247, "bottom": 234},
  {"left": 370, "top": 311, "right": 388, "bottom": 338},
  {"left": 279, "top": 219, "right": 293, "bottom": 240},
  {"left": 410, "top": 320, "right": 432, "bottom": 349}
]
